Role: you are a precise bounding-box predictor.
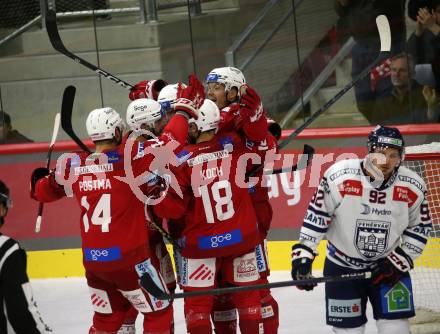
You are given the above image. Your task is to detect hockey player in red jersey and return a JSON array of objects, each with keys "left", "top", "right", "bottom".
[
  {"left": 118, "top": 97, "right": 180, "bottom": 333},
  {"left": 30, "top": 76, "right": 204, "bottom": 334},
  {"left": 206, "top": 67, "right": 267, "bottom": 142},
  {"left": 152, "top": 99, "right": 268, "bottom": 334},
  {"left": 206, "top": 67, "right": 280, "bottom": 333}
]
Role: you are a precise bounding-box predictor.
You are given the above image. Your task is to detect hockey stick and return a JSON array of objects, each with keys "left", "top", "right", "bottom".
[
  {"left": 60, "top": 86, "right": 92, "bottom": 153},
  {"left": 35, "top": 113, "right": 61, "bottom": 233},
  {"left": 279, "top": 15, "right": 391, "bottom": 150},
  {"left": 44, "top": 9, "right": 133, "bottom": 90},
  {"left": 266, "top": 144, "right": 314, "bottom": 175},
  {"left": 140, "top": 271, "right": 372, "bottom": 300},
  {"left": 246, "top": 144, "right": 315, "bottom": 178}
]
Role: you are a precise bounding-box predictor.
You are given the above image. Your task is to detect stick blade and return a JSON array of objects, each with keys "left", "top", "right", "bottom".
[
  {"left": 50, "top": 113, "right": 61, "bottom": 147},
  {"left": 296, "top": 144, "right": 315, "bottom": 171},
  {"left": 45, "top": 9, "right": 66, "bottom": 53},
  {"left": 60, "top": 85, "right": 91, "bottom": 153},
  {"left": 61, "top": 85, "right": 76, "bottom": 132},
  {"left": 139, "top": 273, "right": 171, "bottom": 300},
  {"left": 376, "top": 15, "right": 391, "bottom": 52}
]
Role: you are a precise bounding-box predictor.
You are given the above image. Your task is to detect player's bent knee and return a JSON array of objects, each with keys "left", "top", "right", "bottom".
[
  {"left": 332, "top": 325, "right": 366, "bottom": 334},
  {"left": 376, "top": 318, "right": 410, "bottom": 334}
]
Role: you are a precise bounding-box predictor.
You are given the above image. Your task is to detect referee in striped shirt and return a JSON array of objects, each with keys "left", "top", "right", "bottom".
[{"left": 0, "top": 180, "right": 51, "bottom": 333}]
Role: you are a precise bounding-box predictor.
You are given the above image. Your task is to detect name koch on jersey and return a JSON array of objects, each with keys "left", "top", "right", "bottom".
[{"left": 299, "top": 158, "right": 432, "bottom": 270}]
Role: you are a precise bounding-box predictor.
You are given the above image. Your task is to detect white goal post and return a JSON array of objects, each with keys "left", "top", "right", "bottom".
[{"left": 403, "top": 143, "right": 440, "bottom": 334}]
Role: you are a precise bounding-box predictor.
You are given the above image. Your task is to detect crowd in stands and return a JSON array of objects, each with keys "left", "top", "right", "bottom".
[{"left": 335, "top": 0, "right": 440, "bottom": 124}]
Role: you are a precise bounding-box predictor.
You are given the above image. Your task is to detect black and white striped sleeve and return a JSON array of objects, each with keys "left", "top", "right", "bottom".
[{"left": 0, "top": 236, "right": 51, "bottom": 334}]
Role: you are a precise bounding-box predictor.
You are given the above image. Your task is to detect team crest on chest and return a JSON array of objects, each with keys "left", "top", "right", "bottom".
[{"left": 354, "top": 219, "right": 391, "bottom": 259}]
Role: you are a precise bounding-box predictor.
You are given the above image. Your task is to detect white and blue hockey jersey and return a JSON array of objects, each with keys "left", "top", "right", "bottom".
[{"left": 299, "top": 158, "right": 432, "bottom": 269}]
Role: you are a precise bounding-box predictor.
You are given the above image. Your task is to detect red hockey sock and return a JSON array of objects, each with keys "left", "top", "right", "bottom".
[
  {"left": 260, "top": 290, "right": 279, "bottom": 334},
  {"left": 212, "top": 294, "right": 237, "bottom": 334},
  {"left": 143, "top": 306, "right": 174, "bottom": 333},
  {"left": 185, "top": 311, "right": 212, "bottom": 334}
]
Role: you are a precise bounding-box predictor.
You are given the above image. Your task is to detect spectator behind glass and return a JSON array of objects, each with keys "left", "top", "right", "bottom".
[
  {"left": 334, "top": 0, "right": 407, "bottom": 117},
  {"left": 364, "top": 53, "right": 439, "bottom": 124},
  {"left": 407, "top": 0, "right": 440, "bottom": 65},
  {"left": 0, "top": 111, "right": 33, "bottom": 144}
]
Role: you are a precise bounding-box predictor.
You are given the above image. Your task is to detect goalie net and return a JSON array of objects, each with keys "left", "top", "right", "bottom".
[{"left": 403, "top": 142, "right": 440, "bottom": 334}]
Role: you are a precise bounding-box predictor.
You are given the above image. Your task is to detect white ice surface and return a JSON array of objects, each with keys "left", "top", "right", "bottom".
[{"left": 32, "top": 271, "right": 379, "bottom": 333}]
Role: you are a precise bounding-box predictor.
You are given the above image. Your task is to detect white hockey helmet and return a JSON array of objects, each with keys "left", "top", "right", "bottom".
[
  {"left": 205, "top": 67, "right": 246, "bottom": 92},
  {"left": 191, "top": 99, "right": 220, "bottom": 133},
  {"left": 157, "top": 83, "right": 187, "bottom": 112},
  {"left": 86, "top": 107, "right": 125, "bottom": 141},
  {"left": 126, "top": 98, "right": 163, "bottom": 131}
]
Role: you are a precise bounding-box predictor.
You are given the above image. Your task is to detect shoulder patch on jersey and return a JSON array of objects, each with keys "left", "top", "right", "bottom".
[
  {"left": 136, "top": 141, "right": 145, "bottom": 158},
  {"left": 68, "top": 154, "right": 81, "bottom": 168},
  {"left": 397, "top": 175, "right": 424, "bottom": 192},
  {"left": 105, "top": 150, "right": 121, "bottom": 163},
  {"left": 338, "top": 179, "right": 363, "bottom": 197},
  {"left": 176, "top": 149, "right": 192, "bottom": 165},
  {"left": 320, "top": 177, "right": 330, "bottom": 194},
  {"left": 329, "top": 167, "right": 362, "bottom": 182},
  {"left": 218, "top": 136, "right": 234, "bottom": 152},
  {"left": 393, "top": 186, "right": 418, "bottom": 207}
]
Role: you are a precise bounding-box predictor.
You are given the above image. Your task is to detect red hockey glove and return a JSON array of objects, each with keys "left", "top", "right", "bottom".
[
  {"left": 30, "top": 167, "right": 50, "bottom": 199},
  {"left": 174, "top": 74, "right": 205, "bottom": 119},
  {"left": 291, "top": 243, "right": 317, "bottom": 291},
  {"left": 239, "top": 85, "right": 264, "bottom": 124},
  {"left": 128, "top": 79, "right": 168, "bottom": 101},
  {"left": 371, "top": 247, "right": 413, "bottom": 286}
]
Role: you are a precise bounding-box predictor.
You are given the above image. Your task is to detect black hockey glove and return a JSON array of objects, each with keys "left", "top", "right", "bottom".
[
  {"left": 291, "top": 243, "right": 317, "bottom": 291},
  {"left": 372, "top": 246, "right": 414, "bottom": 286}
]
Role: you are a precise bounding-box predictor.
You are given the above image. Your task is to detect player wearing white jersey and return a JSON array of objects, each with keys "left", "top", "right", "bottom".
[{"left": 291, "top": 125, "right": 432, "bottom": 334}]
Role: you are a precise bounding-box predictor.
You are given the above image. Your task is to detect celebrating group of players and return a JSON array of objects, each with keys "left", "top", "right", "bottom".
[
  {"left": 31, "top": 67, "right": 281, "bottom": 334},
  {"left": 30, "top": 65, "right": 433, "bottom": 334}
]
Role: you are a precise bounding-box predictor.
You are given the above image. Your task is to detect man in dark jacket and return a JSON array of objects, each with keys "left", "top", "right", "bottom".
[{"left": 0, "top": 111, "right": 33, "bottom": 144}]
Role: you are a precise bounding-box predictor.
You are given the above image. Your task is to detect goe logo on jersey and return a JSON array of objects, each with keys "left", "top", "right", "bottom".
[
  {"left": 84, "top": 247, "right": 122, "bottom": 262},
  {"left": 198, "top": 229, "right": 242, "bottom": 249}
]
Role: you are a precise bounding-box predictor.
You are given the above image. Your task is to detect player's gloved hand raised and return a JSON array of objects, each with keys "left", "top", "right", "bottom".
[
  {"left": 291, "top": 243, "right": 317, "bottom": 291},
  {"left": 128, "top": 79, "right": 168, "bottom": 101},
  {"left": 174, "top": 74, "right": 205, "bottom": 119},
  {"left": 238, "top": 85, "right": 264, "bottom": 124},
  {"left": 371, "top": 246, "right": 413, "bottom": 286},
  {"left": 30, "top": 167, "right": 51, "bottom": 199}
]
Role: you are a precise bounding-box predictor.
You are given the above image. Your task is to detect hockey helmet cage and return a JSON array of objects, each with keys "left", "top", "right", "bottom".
[
  {"left": 126, "top": 98, "right": 163, "bottom": 131},
  {"left": 367, "top": 125, "right": 405, "bottom": 157},
  {"left": 205, "top": 67, "right": 246, "bottom": 92},
  {"left": 86, "top": 107, "right": 125, "bottom": 142},
  {"left": 191, "top": 99, "right": 220, "bottom": 133},
  {"left": 157, "top": 83, "right": 187, "bottom": 113}
]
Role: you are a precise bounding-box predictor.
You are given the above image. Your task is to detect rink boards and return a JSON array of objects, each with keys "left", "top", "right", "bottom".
[
  {"left": 26, "top": 238, "right": 440, "bottom": 278},
  {"left": 0, "top": 125, "right": 438, "bottom": 278}
]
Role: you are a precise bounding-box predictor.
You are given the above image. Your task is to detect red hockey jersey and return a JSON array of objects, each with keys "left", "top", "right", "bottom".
[
  {"left": 33, "top": 115, "right": 189, "bottom": 272},
  {"left": 218, "top": 102, "right": 268, "bottom": 142},
  {"left": 154, "top": 131, "right": 272, "bottom": 258}
]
